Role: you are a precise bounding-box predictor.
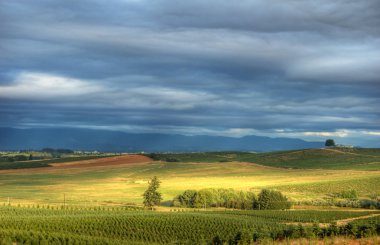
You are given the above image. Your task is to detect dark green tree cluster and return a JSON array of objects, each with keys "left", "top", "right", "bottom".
[
  {"left": 41, "top": 148, "right": 74, "bottom": 154},
  {"left": 173, "top": 188, "right": 290, "bottom": 210},
  {"left": 325, "top": 139, "right": 336, "bottom": 147},
  {"left": 173, "top": 188, "right": 256, "bottom": 209},
  {"left": 143, "top": 176, "right": 162, "bottom": 209},
  {"left": 0, "top": 155, "right": 28, "bottom": 162},
  {"left": 146, "top": 153, "right": 179, "bottom": 162},
  {"left": 256, "top": 189, "right": 292, "bottom": 210},
  {"left": 146, "top": 153, "right": 161, "bottom": 160}
]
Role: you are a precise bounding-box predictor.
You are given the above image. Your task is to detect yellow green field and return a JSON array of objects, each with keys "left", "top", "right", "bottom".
[{"left": 0, "top": 149, "right": 379, "bottom": 206}]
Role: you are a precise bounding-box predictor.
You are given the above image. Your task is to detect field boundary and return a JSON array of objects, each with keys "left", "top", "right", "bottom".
[{"left": 284, "top": 213, "right": 380, "bottom": 227}]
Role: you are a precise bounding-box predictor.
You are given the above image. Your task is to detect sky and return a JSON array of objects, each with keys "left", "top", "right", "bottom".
[{"left": 0, "top": 0, "right": 379, "bottom": 147}]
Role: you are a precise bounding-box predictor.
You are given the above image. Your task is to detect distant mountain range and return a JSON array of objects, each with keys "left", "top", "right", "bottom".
[{"left": 0, "top": 127, "right": 324, "bottom": 152}]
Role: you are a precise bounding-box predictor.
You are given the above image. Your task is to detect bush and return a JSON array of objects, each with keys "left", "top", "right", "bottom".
[
  {"left": 41, "top": 148, "right": 73, "bottom": 154},
  {"left": 147, "top": 153, "right": 161, "bottom": 161},
  {"left": 336, "top": 190, "right": 358, "bottom": 199},
  {"left": 333, "top": 198, "right": 379, "bottom": 209},
  {"left": 165, "top": 157, "right": 179, "bottom": 162},
  {"left": 13, "top": 155, "right": 28, "bottom": 161},
  {"left": 359, "top": 199, "right": 379, "bottom": 209}
]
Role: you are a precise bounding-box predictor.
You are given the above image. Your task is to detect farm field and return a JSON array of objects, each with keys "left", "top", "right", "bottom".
[
  {"left": 0, "top": 206, "right": 379, "bottom": 244},
  {"left": 0, "top": 148, "right": 379, "bottom": 244},
  {"left": 0, "top": 149, "right": 379, "bottom": 206},
  {"left": 0, "top": 151, "right": 118, "bottom": 170}
]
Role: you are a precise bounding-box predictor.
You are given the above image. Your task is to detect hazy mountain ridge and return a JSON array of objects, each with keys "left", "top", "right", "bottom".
[{"left": 0, "top": 127, "right": 323, "bottom": 152}]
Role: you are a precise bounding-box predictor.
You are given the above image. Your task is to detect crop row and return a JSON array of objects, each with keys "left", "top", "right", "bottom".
[{"left": 0, "top": 206, "right": 378, "bottom": 244}]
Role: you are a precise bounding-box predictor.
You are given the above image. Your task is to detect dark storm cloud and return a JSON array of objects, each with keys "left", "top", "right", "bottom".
[
  {"left": 0, "top": 0, "right": 379, "bottom": 144},
  {"left": 146, "top": 0, "right": 380, "bottom": 36}
]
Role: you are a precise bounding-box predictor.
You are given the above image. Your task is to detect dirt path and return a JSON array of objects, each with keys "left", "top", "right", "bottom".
[
  {"left": 335, "top": 213, "right": 380, "bottom": 226},
  {"left": 284, "top": 213, "right": 380, "bottom": 227}
]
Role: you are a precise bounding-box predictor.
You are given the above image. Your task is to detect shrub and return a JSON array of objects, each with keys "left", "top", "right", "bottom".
[
  {"left": 337, "top": 190, "right": 358, "bottom": 199},
  {"left": 165, "top": 157, "right": 179, "bottom": 162}
]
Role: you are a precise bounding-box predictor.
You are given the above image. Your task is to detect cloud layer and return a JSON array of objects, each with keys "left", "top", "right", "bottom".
[{"left": 0, "top": 0, "right": 379, "bottom": 146}]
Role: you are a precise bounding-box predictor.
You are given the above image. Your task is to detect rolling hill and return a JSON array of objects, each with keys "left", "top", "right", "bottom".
[
  {"left": 0, "top": 149, "right": 379, "bottom": 205},
  {"left": 148, "top": 147, "right": 380, "bottom": 170}
]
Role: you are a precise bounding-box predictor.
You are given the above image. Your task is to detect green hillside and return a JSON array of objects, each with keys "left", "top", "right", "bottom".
[{"left": 147, "top": 148, "right": 380, "bottom": 170}]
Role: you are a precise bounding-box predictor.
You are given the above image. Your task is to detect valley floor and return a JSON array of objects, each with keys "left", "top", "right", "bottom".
[
  {"left": 0, "top": 153, "right": 379, "bottom": 205},
  {"left": 0, "top": 150, "right": 379, "bottom": 244}
]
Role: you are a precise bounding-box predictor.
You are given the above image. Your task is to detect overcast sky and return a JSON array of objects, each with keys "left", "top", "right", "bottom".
[{"left": 1, "top": 0, "right": 379, "bottom": 146}]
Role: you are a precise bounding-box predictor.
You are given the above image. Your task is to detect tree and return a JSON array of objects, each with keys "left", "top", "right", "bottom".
[
  {"left": 325, "top": 139, "right": 335, "bottom": 147},
  {"left": 257, "top": 189, "right": 271, "bottom": 210},
  {"left": 143, "top": 176, "right": 162, "bottom": 209},
  {"left": 178, "top": 189, "right": 197, "bottom": 207},
  {"left": 193, "top": 189, "right": 212, "bottom": 209},
  {"left": 257, "top": 189, "right": 291, "bottom": 210}
]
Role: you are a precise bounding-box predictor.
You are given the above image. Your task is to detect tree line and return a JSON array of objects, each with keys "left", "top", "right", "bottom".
[
  {"left": 142, "top": 176, "right": 291, "bottom": 210},
  {"left": 172, "top": 188, "right": 291, "bottom": 210}
]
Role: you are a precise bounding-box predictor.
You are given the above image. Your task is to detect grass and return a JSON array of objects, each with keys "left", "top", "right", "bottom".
[
  {"left": 147, "top": 148, "right": 380, "bottom": 170},
  {"left": 273, "top": 175, "right": 380, "bottom": 197},
  {"left": 0, "top": 148, "right": 378, "bottom": 205},
  {"left": 0, "top": 160, "right": 379, "bottom": 205},
  {"left": 0, "top": 155, "right": 112, "bottom": 170},
  {"left": 0, "top": 161, "right": 51, "bottom": 170}
]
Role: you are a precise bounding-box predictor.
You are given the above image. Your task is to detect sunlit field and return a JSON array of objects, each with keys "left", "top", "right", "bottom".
[{"left": 0, "top": 149, "right": 379, "bottom": 206}]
